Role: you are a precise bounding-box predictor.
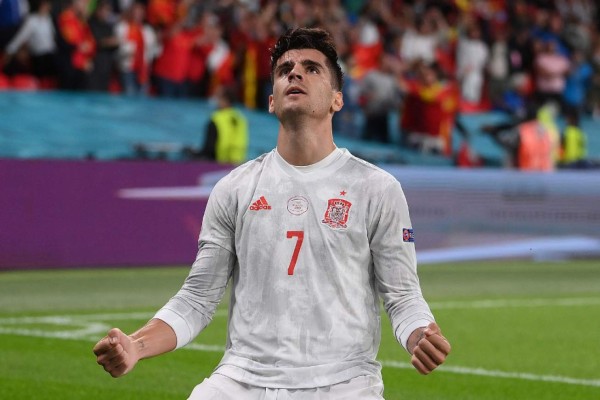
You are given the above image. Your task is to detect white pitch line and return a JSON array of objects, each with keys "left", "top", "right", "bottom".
[
  {"left": 0, "top": 309, "right": 228, "bottom": 325},
  {"left": 381, "top": 360, "right": 600, "bottom": 388},
  {"left": 186, "top": 343, "right": 225, "bottom": 352},
  {"left": 428, "top": 297, "right": 600, "bottom": 310}
]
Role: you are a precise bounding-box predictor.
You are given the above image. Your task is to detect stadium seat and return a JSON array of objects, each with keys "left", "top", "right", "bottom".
[
  {"left": 108, "top": 77, "right": 122, "bottom": 94},
  {"left": 38, "top": 77, "right": 58, "bottom": 90},
  {"left": 0, "top": 74, "right": 9, "bottom": 90},
  {"left": 11, "top": 74, "right": 39, "bottom": 91}
]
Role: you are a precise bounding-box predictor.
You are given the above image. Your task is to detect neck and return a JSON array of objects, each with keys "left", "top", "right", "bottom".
[{"left": 276, "top": 117, "right": 336, "bottom": 166}]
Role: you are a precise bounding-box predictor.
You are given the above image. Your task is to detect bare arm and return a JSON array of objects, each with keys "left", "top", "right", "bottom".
[{"left": 93, "top": 318, "right": 176, "bottom": 378}]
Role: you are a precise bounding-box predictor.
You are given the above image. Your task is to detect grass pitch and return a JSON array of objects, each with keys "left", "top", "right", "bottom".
[{"left": 1, "top": 260, "right": 599, "bottom": 399}]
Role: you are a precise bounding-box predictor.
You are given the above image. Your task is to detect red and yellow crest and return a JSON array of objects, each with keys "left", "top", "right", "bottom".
[{"left": 322, "top": 198, "right": 352, "bottom": 229}]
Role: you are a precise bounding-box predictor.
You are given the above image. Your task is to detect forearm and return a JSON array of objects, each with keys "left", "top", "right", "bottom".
[
  {"left": 406, "top": 326, "right": 426, "bottom": 355},
  {"left": 153, "top": 243, "right": 235, "bottom": 348},
  {"left": 129, "top": 318, "right": 177, "bottom": 360}
]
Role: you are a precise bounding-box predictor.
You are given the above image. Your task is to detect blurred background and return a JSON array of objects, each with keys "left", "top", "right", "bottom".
[{"left": 1, "top": 0, "right": 600, "bottom": 268}]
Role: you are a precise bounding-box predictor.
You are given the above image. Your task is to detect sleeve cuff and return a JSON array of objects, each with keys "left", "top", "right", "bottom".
[
  {"left": 398, "top": 318, "right": 434, "bottom": 352},
  {"left": 154, "top": 308, "right": 193, "bottom": 350}
]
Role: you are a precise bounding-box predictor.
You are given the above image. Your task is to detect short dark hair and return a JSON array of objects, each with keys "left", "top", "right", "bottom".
[{"left": 270, "top": 28, "right": 344, "bottom": 91}]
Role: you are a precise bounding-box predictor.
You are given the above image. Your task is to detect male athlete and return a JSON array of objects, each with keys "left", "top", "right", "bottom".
[{"left": 93, "top": 28, "right": 451, "bottom": 399}]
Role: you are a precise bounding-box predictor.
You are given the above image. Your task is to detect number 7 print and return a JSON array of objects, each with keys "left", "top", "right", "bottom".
[{"left": 286, "top": 231, "right": 304, "bottom": 275}]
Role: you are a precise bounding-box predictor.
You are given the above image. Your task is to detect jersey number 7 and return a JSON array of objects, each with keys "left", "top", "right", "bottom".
[{"left": 286, "top": 231, "right": 304, "bottom": 275}]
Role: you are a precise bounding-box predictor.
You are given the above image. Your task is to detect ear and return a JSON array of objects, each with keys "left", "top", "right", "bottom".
[
  {"left": 331, "top": 91, "right": 344, "bottom": 113},
  {"left": 268, "top": 94, "right": 275, "bottom": 114}
]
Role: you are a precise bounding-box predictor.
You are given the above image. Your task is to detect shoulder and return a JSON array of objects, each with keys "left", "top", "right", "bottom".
[
  {"left": 344, "top": 151, "right": 399, "bottom": 184},
  {"left": 212, "top": 152, "right": 271, "bottom": 192},
  {"left": 342, "top": 151, "right": 402, "bottom": 196}
]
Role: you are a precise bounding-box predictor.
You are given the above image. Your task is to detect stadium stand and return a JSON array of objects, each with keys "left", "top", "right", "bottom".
[{"left": 1, "top": 0, "right": 599, "bottom": 168}]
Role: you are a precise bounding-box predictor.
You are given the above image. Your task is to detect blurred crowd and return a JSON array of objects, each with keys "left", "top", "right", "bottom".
[{"left": 1, "top": 0, "right": 599, "bottom": 160}]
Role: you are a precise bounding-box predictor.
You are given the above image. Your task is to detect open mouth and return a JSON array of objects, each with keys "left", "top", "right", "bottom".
[{"left": 286, "top": 87, "right": 306, "bottom": 95}]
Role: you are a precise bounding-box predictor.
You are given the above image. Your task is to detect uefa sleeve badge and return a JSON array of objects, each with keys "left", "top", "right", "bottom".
[{"left": 403, "top": 228, "right": 415, "bottom": 242}]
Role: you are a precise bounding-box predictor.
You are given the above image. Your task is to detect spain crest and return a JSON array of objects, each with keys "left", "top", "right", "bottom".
[{"left": 322, "top": 198, "right": 352, "bottom": 229}]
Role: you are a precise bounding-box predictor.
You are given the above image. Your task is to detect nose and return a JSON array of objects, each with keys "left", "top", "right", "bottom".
[{"left": 288, "top": 66, "right": 303, "bottom": 82}]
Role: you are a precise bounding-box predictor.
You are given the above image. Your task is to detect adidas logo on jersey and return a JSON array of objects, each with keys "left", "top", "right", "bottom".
[{"left": 249, "top": 196, "right": 272, "bottom": 211}]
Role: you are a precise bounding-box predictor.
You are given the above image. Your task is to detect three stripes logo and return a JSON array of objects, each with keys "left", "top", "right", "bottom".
[{"left": 249, "top": 196, "right": 272, "bottom": 211}]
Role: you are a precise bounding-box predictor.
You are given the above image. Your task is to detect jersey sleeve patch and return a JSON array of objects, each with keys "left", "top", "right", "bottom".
[{"left": 402, "top": 228, "right": 415, "bottom": 242}]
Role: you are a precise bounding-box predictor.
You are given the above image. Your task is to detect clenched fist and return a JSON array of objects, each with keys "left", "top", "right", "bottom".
[
  {"left": 93, "top": 328, "right": 140, "bottom": 378},
  {"left": 409, "top": 322, "right": 451, "bottom": 375}
]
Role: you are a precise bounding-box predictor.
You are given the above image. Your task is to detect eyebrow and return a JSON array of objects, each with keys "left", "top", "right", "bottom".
[{"left": 275, "top": 59, "right": 325, "bottom": 75}]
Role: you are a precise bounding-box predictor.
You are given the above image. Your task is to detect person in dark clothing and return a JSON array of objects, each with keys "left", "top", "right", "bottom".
[
  {"left": 87, "top": 0, "right": 118, "bottom": 91},
  {"left": 54, "top": 0, "right": 96, "bottom": 90}
]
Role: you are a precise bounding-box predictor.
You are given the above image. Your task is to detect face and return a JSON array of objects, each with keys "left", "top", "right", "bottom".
[{"left": 268, "top": 48, "right": 343, "bottom": 121}]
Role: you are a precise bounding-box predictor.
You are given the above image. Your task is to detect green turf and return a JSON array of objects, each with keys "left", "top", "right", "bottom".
[{"left": 1, "top": 260, "right": 599, "bottom": 399}]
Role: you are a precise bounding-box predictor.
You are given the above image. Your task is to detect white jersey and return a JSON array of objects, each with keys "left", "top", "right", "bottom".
[{"left": 155, "top": 148, "right": 434, "bottom": 388}]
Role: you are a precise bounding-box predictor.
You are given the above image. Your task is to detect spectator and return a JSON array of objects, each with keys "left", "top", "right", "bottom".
[
  {"left": 358, "top": 54, "right": 404, "bottom": 143},
  {"left": 184, "top": 85, "right": 248, "bottom": 164},
  {"left": 507, "top": 26, "right": 534, "bottom": 78},
  {"left": 487, "top": 25, "right": 510, "bottom": 108},
  {"left": 0, "top": 0, "right": 28, "bottom": 51},
  {"left": 227, "top": 6, "right": 256, "bottom": 107},
  {"left": 556, "top": 0, "right": 597, "bottom": 26},
  {"left": 560, "top": 108, "right": 588, "bottom": 167},
  {"left": 152, "top": 22, "right": 194, "bottom": 98},
  {"left": 561, "top": 14, "right": 591, "bottom": 53},
  {"left": 456, "top": 23, "right": 489, "bottom": 104},
  {"left": 242, "top": 5, "right": 278, "bottom": 110},
  {"left": 563, "top": 47, "right": 593, "bottom": 119},
  {"left": 87, "top": 0, "right": 119, "bottom": 91},
  {"left": 530, "top": 8, "right": 569, "bottom": 57},
  {"left": 2, "top": 44, "right": 31, "bottom": 77},
  {"left": 201, "top": 12, "right": 235, "bottom": 96},
  {"left": 533, "top": 39, "right": 570, "bottom": 111},
  {"left": 400, "top": 61, "right": 458, "bottom": 156},
  {"left": 497, "top": 72, "right": 532, "bottom": 119},
  {"left": 590, "top": 38, "right": 600, "bottom": 119},
  {"left": 55, "top": 0, "right": 96, "bottom": 90},
  {"left": 348, "top": 13, "right": 382, "bottom": 79},
  {"left": 115, "top": 1, "right": 158, "bottom": 95},
  {"left": 400, "top": 13, "right": 441, "bottom": 67},
  {"left": 146, "top": 0, "right": 180, "bottom": 30},
  {"left": 332, "top": 52, "right": 362, "bottom": 139},
  {"left": 186, "top": 10, "right": 214, "bottom": 98},
  {"left": 3, "top": 0, "right": 56, "bottom": 83},
  {"left": 481, "top": 103, "right": 558, "bottom": 171}
]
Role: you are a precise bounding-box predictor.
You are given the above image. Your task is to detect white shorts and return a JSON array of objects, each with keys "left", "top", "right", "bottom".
[{"left": 187, "top": 373, "right": 385, "bottom": 400}]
